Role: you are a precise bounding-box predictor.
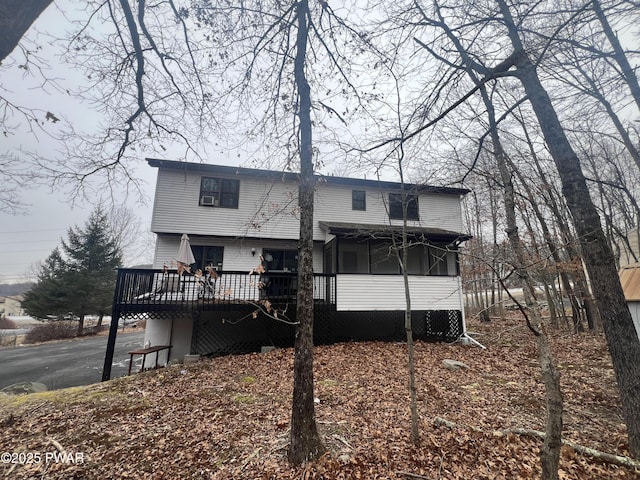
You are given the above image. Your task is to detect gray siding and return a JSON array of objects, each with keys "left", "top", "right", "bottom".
[
  {"left": 315, "top": 183, "right": 464, "bottom": 233},
  {"left": 151, "top": 169, "right": 300, "bottom": 239}
]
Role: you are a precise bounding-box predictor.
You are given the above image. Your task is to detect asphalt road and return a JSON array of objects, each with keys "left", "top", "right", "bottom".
[{"left": 0, "top": 330, "right": 145, "bottom": 392}]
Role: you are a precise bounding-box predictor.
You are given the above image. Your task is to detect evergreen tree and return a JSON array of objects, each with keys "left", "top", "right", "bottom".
[
  {"left": 61, "top": 207, "right": 122, "bottom": 334},
  {"left": 23, "top": 208, "right": 123, "bottom": 335},
  {"left": 22, "top": 247, "right": 68, "bottom": 320}
]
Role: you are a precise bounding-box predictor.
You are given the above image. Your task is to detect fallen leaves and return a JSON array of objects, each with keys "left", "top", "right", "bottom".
[{"left": 0, "top": 315, "right": 638, "bottom": 479}]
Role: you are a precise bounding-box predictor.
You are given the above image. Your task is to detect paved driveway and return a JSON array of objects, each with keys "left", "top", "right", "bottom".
[{"left": 0, "top": 330, "right": 145, "bottom": 391}]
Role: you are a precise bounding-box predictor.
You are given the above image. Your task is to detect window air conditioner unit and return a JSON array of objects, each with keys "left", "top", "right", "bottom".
[{"left": 201, "top": 195, "right": 218, "bottom": 206}]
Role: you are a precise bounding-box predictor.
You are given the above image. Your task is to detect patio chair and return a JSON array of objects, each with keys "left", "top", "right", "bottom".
[
  {"left": 197, "top": 272, "right": 218, "bottom": 299},
  {"left": 155, "top": 273, "right": 183, "bottom": 300}
]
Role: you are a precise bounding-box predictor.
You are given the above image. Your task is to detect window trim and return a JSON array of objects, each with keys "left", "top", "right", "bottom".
[
  {"left": 199, "top": 177, "right": 240, "bottom": 209},
  {"left": 389, "top": 192, "right": 419, "bottom": 220},
  {"left": 352, "top": 189, "right": 366, "bottom": 211}
]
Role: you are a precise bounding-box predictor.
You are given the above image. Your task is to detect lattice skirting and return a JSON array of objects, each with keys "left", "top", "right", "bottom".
[{"left": 189, "top": 308, "right": 464, "bottom": 357}]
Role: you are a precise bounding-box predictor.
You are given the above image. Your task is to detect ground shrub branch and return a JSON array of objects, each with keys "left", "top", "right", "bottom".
[{"left": 433, "top": 416, "right": 640, "bottom": 470}]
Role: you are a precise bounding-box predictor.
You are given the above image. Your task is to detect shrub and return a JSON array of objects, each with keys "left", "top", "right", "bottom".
[
  {"left": 24, "top": 321, "right": 77, "bottom": 344},
  {"left": 0, "top": 317, "right": 17, "bottom": 329}
]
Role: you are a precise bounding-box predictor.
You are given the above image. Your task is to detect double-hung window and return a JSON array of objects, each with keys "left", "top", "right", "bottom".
[
  {"left": 199, "top": 177, "right": 240, "bottom": 208},
  {"left": 389, "top": 193, "right": 419, "bottom": 220},
  {"left": 352, "top": 190, "right": 366, "bottom": 211}
]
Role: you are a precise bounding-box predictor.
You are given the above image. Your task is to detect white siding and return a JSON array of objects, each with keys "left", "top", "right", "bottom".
[
  {"left": 142, "top": 318, "right": 172, "bottom": 368},
  {"left": 629, "top": 301, "right": 640, "bottom": 342},
  {"left": 150, "top": 168, "right": 466, "bottom": 242},
  {"left": 335, "top": 274, "right": 462, "bottom": 311},
  {"left": 418, "top": 194, "right": 464, "bottom": 232},
  {"left": 151, "top": 169, "right": 301, "bottom": 239},
  {"left": 154, "top": 234, "right": 324, "bottom": 272},
  {"left": 315, "top": 184, "right": 464, "bottom": 233},
  {"left": 143, "top": 317, "right": 193, "bottom": 367}
]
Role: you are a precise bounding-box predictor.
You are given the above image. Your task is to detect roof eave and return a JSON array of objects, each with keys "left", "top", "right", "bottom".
[{"left": 146, "top": 158, "right": 470, "bottom": 196}]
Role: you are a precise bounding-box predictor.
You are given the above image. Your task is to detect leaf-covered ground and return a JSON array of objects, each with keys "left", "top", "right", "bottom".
[{"left": 1, "top": 316, "right": 639, "bottom": 479}]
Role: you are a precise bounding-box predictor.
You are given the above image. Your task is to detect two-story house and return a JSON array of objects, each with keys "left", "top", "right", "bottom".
[{"left": 103, "top": 159, "right": 471, "bottom": 378}]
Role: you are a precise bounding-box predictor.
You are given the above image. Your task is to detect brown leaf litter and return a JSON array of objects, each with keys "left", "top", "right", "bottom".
[{"left": 0, "top": 316, "right": 638, "bottom": 479}]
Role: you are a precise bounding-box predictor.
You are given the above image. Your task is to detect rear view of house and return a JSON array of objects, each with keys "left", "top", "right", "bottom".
[{"left": 104, "top": 159, "right": 471, "bottom": 377}]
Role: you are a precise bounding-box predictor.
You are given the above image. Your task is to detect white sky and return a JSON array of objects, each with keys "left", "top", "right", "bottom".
[
  {"left": 0, "top": 2, "right": 358, "bottom": 284},
  {"left": 0, "top": 3, "right": 157, "bottom": 283},
  {"left": 0, "top": 1, "right": 450, "bottom": 284}
]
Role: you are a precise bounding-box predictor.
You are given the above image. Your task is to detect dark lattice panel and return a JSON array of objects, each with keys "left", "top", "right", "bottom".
[
  {"left": 424, "top": 310, "right": 463, "bottom": 341},
  {"left": 191, "top": 308, "right": 272, "bottom": 356},
  {"left": 313, "top": 305, "right": 338, "bottom": 345},
  {"left": 189, "top": 308, "right": 464, "bottom": 356}
]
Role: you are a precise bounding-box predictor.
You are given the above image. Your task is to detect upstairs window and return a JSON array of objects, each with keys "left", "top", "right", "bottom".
[
  {"left": 352, "top": 190, "right": 366, "bottom": 211},
  {"left": 389, "top": 193, "right": 419, "bottom": 220},
  {"left": 199, "top": 177, "right": 239, "bottom": 208}
]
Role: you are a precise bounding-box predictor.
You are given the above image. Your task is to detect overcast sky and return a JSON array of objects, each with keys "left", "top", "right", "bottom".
[
  {"left": 0, "top": 3, "right": 157, "bottom": 284},
  {"left": 0, "top": 2, "right": 276, "bottom": 283},
  {"left": 0, "top": 1, "right": 418, "bottom": 284},
  {"left": 0, "top": 2, "right": 339, "bottom": 283}
]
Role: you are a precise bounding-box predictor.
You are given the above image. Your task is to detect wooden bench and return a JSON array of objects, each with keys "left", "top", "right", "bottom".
[{"left": 127, "top": 345, "right": 172, "bottom": 375}]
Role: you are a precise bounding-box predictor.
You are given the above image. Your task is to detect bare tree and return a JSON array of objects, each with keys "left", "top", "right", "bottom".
[
  {"left": 288, "top": 0, "right": 325, "bottom": 463},
  {"left": 2, "top": 0, "right": 216, "bottom": 209},
  {"left": 488, "top": 0, "right": 640, "bottom": 458},
  {"left": 367, "top": 0, "right": 640, "bottom": 460},
  {"left": 417, "top": 6, "right": 564, "bottom": 473},
  {"left": 188, "top": 0, "right": 375, "bottom": 463}
]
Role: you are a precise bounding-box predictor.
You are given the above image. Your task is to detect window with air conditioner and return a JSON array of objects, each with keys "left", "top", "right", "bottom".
[{"left": 199, "top": 177, "right": 239, "bottom": 208}]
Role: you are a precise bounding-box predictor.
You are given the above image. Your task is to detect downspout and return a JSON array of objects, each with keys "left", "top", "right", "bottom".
[
  {"left": 453, "top": 235, "right": 485, "bottom": 348},
  {"left": 458, "top": 269, "right": 486, "bottom": 349}
]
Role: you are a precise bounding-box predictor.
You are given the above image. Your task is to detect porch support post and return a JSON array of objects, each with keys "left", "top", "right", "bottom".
[
  {"left": 102, "top": 311, "right": 120, "bottom": 381},
  {"left": 102, "top": 269, "right": 124, "bottom": 381}
]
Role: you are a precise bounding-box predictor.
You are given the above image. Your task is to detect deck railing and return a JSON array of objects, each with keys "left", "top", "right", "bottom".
[{"left": 112, "top": 268, "right": 336, "bottom": 312}]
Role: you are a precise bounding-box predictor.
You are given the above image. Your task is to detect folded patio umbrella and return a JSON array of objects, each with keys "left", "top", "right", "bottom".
[{"left": 177, "top": 233, "right": 196, "bottom": 269}]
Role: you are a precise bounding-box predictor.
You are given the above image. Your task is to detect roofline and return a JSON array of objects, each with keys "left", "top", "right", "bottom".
[
  {"left": 146, "top": 158, "right": 471, "bottom": 196},
  {"left": 319, "top": 221, "right": 472, "bottom": 243}
]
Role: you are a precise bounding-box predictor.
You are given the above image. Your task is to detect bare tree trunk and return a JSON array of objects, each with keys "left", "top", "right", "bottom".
[
  {"left": 488, "top": 93, "right": 564, "bottom": 480},
  {"left": 514, "top": 117, "right": 587, "bottom": 331},
  {"left": 544, "top": 283, "right": 559, "bottom": 328},
  {"left": 493, "top": 109, "right": 563, "bottom": 480},
  {"left": 495, "top": 0, "right": 640, "bottom": 458},
  {"left": 288, "top": 0, "right": 324, "bottom": 465},
  {"left": 401, "top": 229, "right": 420, "bottom": 445},
  {"left": 490, "top": 185, "right": 500, "bottom": 314},
  {"left": 397, "top": 172, "right": 420, "bottom": 445},
  {"left": 592, "top": 0, "right": 640, "bottom": 114},
  {"left": 427, "top": 6, "right": 565, "bottom": 472},
  {"left": 77, "top": 314, "right": 85, "bottom": 337}
]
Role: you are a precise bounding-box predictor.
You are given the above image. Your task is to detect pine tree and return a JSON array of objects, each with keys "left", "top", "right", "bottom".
[
  {"left": 23, "top": 208, "right": 123, "bottom": 335},
  {"left": 22, "top": 248, "right": 68, "bottom": 319},
  {"left": 61, "top": 207, "right": 122, "bottom": 334}
]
